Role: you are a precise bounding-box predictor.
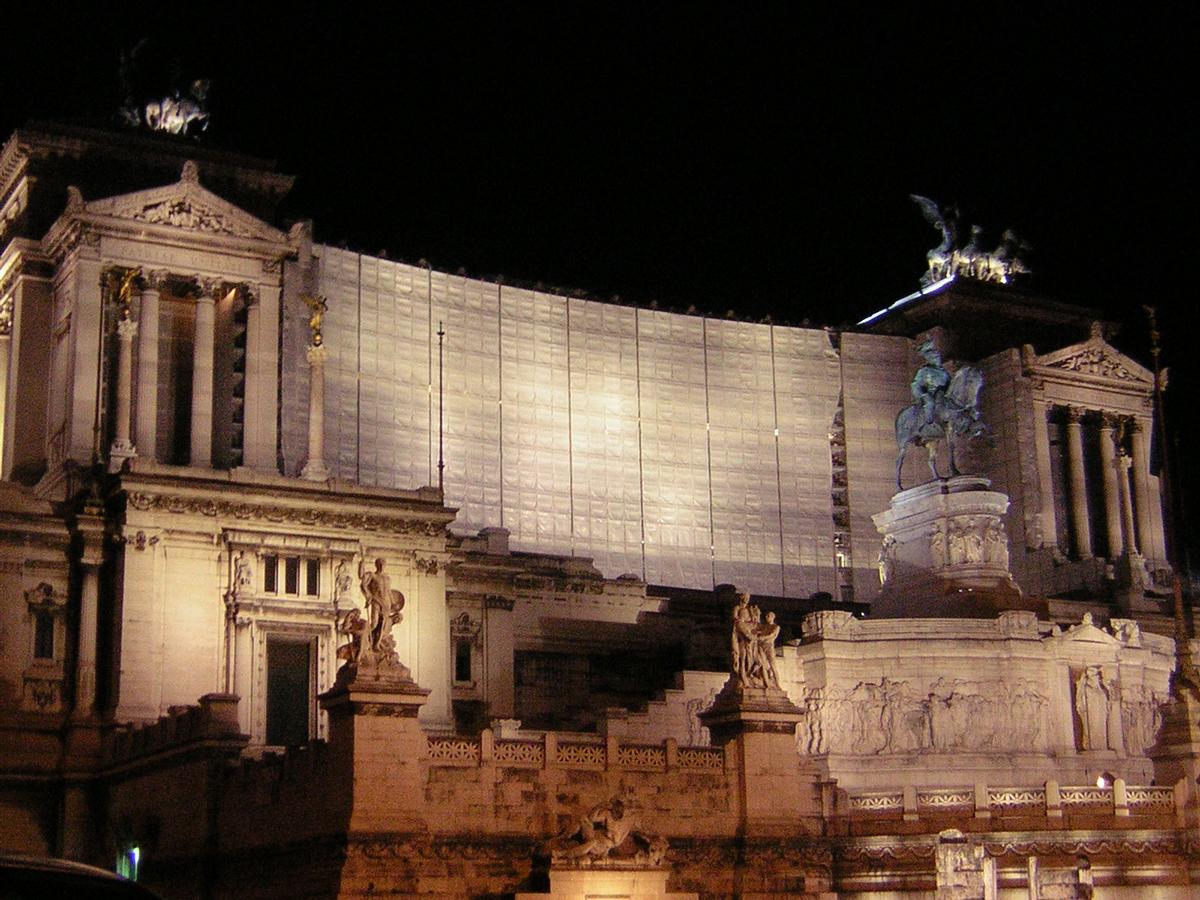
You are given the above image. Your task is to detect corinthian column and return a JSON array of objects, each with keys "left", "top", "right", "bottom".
[
  {"left": 135, "top": 270, "right": 165, "bottom": 458},
  {"left": 1129, "top": 418, "right": 1157, "bottom": 560},
  {"left": 108, "top": 315, "right": 138, "bottom": 471},
  {"left": 190, "top": 279, "right": 218, "bottom": 467},
  {"left": 1064, "top": 406, "right": 1092, "bottom": 559},
  {"left": 1098, "top": 413, "right": 1124, "bottom": 557},
  {"left": 1118, "top": 451, "right": 1139, "bottom": 556}
]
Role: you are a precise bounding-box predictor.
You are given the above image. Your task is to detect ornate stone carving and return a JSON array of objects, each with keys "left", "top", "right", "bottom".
[
  {"left": 0, "top": 293, "right": 12, "bottom": 337},
  {"left": 797, "top": 676, "right": 1048, "bottom": 756},
  {"left": 132, "top": 197, "right": 254, "bottom": 236},
  {"left": 415, "top": 555, "right": 441, "bottom": 576},
  {"left": 1120, "top": 684, "right": 1164, "bottom": 756},
  {"left": 1054, "top": 347, "right": 1139, "bottom": 381},
  {"left": 124, "top": 492, "right": 447, "bottom": 536},
  {"left": 450, "top": 611, "right": 482, "bottom": 647},
  {"left": 730, "top": 590, "right": 780, "bottom": 689},
  {"left": 1074, "top": 666, "right": 1118, "bottom": 751},
  {"left": 544, "top": 797, "right": 668, "bottom": 867}
]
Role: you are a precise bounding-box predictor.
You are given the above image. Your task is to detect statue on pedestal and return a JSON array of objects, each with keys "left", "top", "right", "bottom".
[
  {"left": 730, "top": 590, "right": 782, "bottom": 689},
  {"left": 334, "top": 557, "right": 409, "bottom": 681}
]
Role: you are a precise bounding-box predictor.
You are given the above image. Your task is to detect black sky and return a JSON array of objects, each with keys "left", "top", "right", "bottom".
[{"left": 2, "top": 3, "right": 1196, "bottom": 532}]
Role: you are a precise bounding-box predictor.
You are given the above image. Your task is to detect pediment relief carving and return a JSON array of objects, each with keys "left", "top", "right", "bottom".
[
  {"left": 77, "top": 162, "right": 287, "bottom": 244},
  {"left": 1024, "top": 337, "right": 1152, "bottom": 387}
]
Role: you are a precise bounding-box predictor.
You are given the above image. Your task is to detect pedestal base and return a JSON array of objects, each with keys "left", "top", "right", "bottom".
[
  {"left": 517, "top": 867, "right": 696, "bottom": 900},
  {"left": 872, "top": 476, "right": 1029, "bottom": 618}
]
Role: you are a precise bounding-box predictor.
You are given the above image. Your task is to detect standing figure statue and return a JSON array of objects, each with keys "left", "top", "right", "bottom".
[
  {"left": 895, "top": 340, "right": 990, "bottom": 489},
  {"left": 730, "top": 590, "right": 782, "bottom": 689},
  {"left": 358, "top": 557, "right": 405, "bottom": 665}
]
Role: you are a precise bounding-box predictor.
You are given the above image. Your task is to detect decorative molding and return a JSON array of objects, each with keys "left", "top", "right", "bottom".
[
  {"left": 485, "top": 594, "right": 516, "bottom": 611},
  {"left": 125, "top": 491, "right": 446, "bottom": 536}
]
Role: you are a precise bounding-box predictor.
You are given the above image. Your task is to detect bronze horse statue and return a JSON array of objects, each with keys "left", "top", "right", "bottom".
[{"left": 895, "top": 366, "right": 989, "bottom": 489}]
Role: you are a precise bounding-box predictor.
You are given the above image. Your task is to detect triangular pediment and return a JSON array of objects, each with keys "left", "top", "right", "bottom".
[
  {"left": 81, "top": 161, "right": 286, "bottom": 244},
  {"left": 1053, "top": 614, "right": 1121, "bottom": 646},
  {"left": 1025, "top": 333, "right": 1153, "bottom": 387}
]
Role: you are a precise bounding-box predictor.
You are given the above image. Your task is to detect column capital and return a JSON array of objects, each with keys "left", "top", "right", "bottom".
[
  {"left": 1128, "top": 416, "right": 1146, "bottom": 434},
  {"left": 143, "top": 269, "right": 169, "bottom": 291},
  {"left": 1099, "top": 410, "right": 1123, "bottom": 431},
  {"left": 1064, "top": 405, "right": 1087, "bottom": 425},
  {"left": 305, "top": 343, "right": 329, "bottom": 365},
  {"left": 197, "top": 276, "right": 222, "bottom": 298},
  {"left": 240, "top": 284, "right": 260, "bottom": 307},
  {"left": 116, "top": 318, "right": 139, "bottom": 340}
]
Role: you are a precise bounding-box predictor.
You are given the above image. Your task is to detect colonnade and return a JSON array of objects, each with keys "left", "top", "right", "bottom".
[
  {"left": 107, "top": 269, "right": 261, "bottom": 471},
  {"left": 1054, "top": 405, "right": 1164, "bottom": 562}
]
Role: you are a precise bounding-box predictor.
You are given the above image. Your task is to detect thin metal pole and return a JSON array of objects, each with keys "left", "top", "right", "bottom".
[
  {"left": 1145, "top": 305, "right": 1193, "bottom": 684},
  {"left": 437, "top": 321, "right": 445, "bottom": 492}
]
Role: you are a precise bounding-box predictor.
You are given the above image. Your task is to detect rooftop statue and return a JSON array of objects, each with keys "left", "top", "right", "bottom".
[
  {"left": 911, "top": 195, "right": 1031, "bottom": 286},
  {"left": 895, "top": 340, "right": 989, "bottom": 489},
  {"left": 117, "top": 40, "right": 211, "bottom": 137}
]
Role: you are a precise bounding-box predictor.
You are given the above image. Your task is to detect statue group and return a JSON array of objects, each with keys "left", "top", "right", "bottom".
[
  {"left": 544, "top": 797, "right": 668, "bottom": 867},
  {"left": 730, "top": 590, "right": 781, "bottom": 689},
  {"left": 895, "top": 339, "right": 989, "bottom": 489},
  {"left": 333, "top": 557, "right": 407, "bottom": 676}
]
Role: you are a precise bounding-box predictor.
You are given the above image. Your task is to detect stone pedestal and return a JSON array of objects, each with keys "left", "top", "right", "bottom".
[
  {"left": 699, "top": 676, "right": 822, "bottom": 836},
  {"left": 517, "top": 867, "right": 696, "bottom": 900},
  {"left": 319, "top": 666, "right": 430, "bottom": 833},
  {"left": 871, "top": 476, "right": 1031, "bottom": 618}
]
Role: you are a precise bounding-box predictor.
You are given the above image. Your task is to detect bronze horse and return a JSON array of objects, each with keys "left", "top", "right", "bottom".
[{"left": 895, "top": 366, "right": 989, "bottom": 489}]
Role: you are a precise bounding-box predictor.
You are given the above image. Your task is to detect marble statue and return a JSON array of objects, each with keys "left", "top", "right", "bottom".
[
  {"left": 232, "top": 551, "right": 253, "bottom": 599},
  {"left": 359, "top": 557, "right": 405, "bottom": 663},
  {"left": 730, "top": 591, "right": 782, "bottom": 689},
  {"left": 1075, "top": 667, "right": 1116, "bottom": 751},
  {"left": 545, "top": 797, "right": 668, "bottom": 867},
  {"left": 895, "top": 340, "right": 989, "bottom": 488}
]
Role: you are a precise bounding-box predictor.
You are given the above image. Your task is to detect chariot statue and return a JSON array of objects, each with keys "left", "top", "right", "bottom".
[
  {"left": 910, "top": 195, "right": 1030, "bottom": 286},
  {"left": 895, "top": 340, "right": 989, "bottom": 489}
]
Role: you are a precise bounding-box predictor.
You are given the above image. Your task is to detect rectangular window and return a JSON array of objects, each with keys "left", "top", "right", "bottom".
[
  {"left": 306, "top": 559, "right": 320, "bottom": 596},
  {"left": 33, "top": 612, "right": 54, "bottom": 659},
  {"left": 266, "top": 638, "right": 311, "bottom": 747},
  {"left": 284, "top": 557, "right": 300, "bottom": 595},
  {"left": 263, "top": 555, "right": 278, "bottom": 593},
  {"left": 454, "top": 639, "right": 472, "bottom": 683}
]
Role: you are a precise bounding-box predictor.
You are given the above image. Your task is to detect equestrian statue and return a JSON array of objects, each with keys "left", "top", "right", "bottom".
[{"left": 895, "top": 340, "right": 990, "bottom": 489}]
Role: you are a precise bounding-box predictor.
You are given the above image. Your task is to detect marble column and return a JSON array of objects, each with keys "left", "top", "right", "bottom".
[
  {"left": 1064, "top": 406, "right": 1092, "bottom": 559},
  {"left": 1032, "top": 398, "right": 1059, "bottom": 549},
  {"left": 135, "top": 270, "right": 163, "bottom": 458},
  {"left": 1098, "top": 412, "right": 1124, "bottom": 557},
  {"left": 73, "top": 514, "right": 105, "bottom": 718},
  {"left": 190, "top": 279, "right": 218, "bottom": 467},
  {"left": 1118, "top": 452, "right": 1139, "bottom": 556},
  {"left": 301, "top": 343, "right": 330, "bottom": 480},
  {"left": 1129, "top": 418, "right": 1157, "bottom": 560},
  {"left": 108, "top": 316, "right": 138, "bottom": 471}
]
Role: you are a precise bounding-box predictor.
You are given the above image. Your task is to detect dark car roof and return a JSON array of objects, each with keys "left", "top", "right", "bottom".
[{"left": 0, "top": 854, "right": 163, "bottom": 899}]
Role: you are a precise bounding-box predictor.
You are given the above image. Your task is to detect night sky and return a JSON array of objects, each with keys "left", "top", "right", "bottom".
[{"left": 3, "top": 4, "right": 1196, "bottom": 548}]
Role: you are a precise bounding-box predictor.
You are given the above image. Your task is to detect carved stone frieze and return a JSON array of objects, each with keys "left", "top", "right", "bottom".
[
  {"left": 798, "top": 676, "right": 1049, "bottom": 756},
  {"left": 1053, "top": 347, "right": 1139, "bottom": 381},
  {"left": 450, "top": 610, "right": 482, "bottom": 647},
  {"left": 124, "top": 491, "right": 446, "bottom": 536}
]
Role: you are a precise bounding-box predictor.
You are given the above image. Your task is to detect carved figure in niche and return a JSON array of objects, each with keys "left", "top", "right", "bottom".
[
  {"left": 948, "top": 524, "right": 967, "bottom": 565},
  {"left": 1122, "top": 685, "right": 1164, "bottom": 756},
  {"left": 333, "top": 561, "right": 353, "bottom": 606},
  {"left": 358, "top": 558, "right": 406, "bottom": 664},
  {"left": 232, "top": 551, "right": 253, "bottom": 599},
  {"left": 878, "top": 535, "right": 896, "bottom": 585},
  {"left": 1075, "top": 667, "right": 1114, "bottom": 751},
  {"left": 983, "top": 519, "right": 1008, "bottom": 566},
  {"left": 963, "top": 519, "right": 984, "bottom": 563},
  {"left": 545, "top": 798, "right": 668, "bottom": 867},
  {"left": 930, "top": 521, "right": 947, "bottom": 568}
]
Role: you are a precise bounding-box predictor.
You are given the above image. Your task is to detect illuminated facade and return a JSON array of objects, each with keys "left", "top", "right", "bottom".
[{"left": 1, "top": 121, "right": 1197, "bottom": 897}]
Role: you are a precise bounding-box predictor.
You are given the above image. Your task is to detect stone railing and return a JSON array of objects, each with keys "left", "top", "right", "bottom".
[
  {"left": 426, "top": 730, "right": 724, "bottom": 773},
  {"left": 846, "top": 780, "right": 1177, "bottom": 821},
  {"left": 104, "top": 693, "right": 246, "bottom": 768}
]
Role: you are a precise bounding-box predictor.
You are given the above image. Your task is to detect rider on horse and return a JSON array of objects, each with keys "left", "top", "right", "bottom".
[{"left": 911, "top": 339, "right": 951, "bottom": 429}]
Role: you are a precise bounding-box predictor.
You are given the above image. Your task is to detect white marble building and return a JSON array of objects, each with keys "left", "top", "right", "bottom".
[{"left": 0, "top": 120, "right": 1194, "bottom": 896}]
